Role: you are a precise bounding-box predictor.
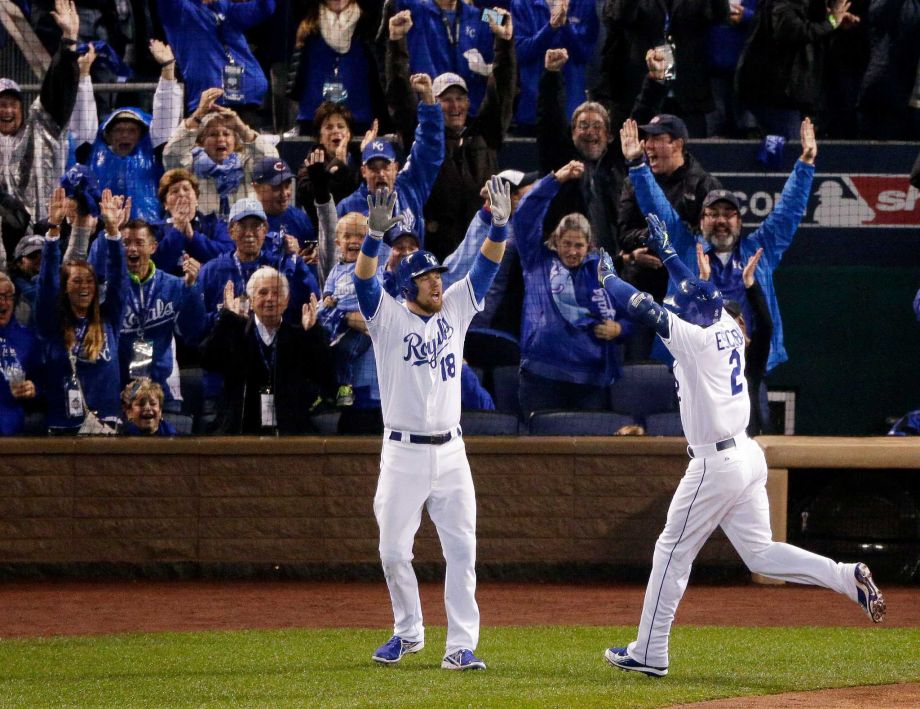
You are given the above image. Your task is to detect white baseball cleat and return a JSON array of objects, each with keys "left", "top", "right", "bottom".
[{"left": 854, "top": 563, "right": 886, "bottom": 623}]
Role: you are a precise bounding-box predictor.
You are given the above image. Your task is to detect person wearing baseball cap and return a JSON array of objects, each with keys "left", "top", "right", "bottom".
[
  {"left": 616, "top": 114, "right": 722, "bottom": 360},
  {"left": 196, "top": 197, "right": 320, "bottom": 334},
  {"left": 0, "top": 0, "right": 81, "bottom": 222},
  {"left": 251, "top": 157, "right": 316, "bottom": 254},
  {"left": 335, "top": 72, "right": 444, "bottom": 249},
  {"left": 384, "top": 5, "right": 514, "bottom": 260},
  {"left": 625, "top": 116, "right": 820, "bottom": 379}
]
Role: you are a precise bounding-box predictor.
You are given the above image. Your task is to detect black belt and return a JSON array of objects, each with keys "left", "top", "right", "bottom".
[
  {"left": 687, "top": 437, "right": 737, "bottom": 459},
  {"left": 389, "top": 427, "right": 462, "bottom": 445}
]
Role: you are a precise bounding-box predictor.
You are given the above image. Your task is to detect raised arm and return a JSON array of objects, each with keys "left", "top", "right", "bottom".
[
  {"left": 597, "top": 248, "right": 671, "bottom": 339},
  {"left": 40, "top": 0, "right": 80, "bottom": 132},
  {"left": 646, "top": 213, "right": 694, "bottom": 287},
  {"left": 468, "top": 177, "right": 510, "bottom": 302},
  {"left": 354, "top": 187, "right": 400, "bottom": 317}
]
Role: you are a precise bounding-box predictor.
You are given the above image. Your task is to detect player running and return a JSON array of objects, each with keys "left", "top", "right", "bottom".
[
  {"left": 599, "top": 213, "right": 886, "bottom": 678},
  {"left": 354, "top": 178, "right": 510, "bottom": 670}
]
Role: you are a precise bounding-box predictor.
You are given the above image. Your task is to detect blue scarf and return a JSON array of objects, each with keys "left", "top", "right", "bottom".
[{"left": 191, "top": 147, "right": 245, "bottom": 218}]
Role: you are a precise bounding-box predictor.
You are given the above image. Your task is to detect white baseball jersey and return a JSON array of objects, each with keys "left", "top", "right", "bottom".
[
  {"left": 365, "top": 275, "right": 482, "bottom": 433},
  {"left": 661, "top": 310, "right": 749, "bottom": 447}
]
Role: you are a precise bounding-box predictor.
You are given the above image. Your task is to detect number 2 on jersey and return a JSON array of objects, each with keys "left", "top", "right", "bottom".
[
  {"left": 439, "top": 353, "right": 456, "bottom": 381},
  {"left": 728, "top": 349, "right": 743, "bottom": 395}
]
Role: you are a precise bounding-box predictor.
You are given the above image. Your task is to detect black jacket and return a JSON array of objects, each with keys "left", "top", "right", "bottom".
[
  {"left": 736, "top": 0, "right": 837, "bottom": 113},
  {"left": 201, "top": 311, "right": 337, "bottom": 435},
  {"left": 386, "top": 32, "right": 516, "bottom": 260},
  {"left": 537, "top": 69, "right": 667, "bottom": 254}
]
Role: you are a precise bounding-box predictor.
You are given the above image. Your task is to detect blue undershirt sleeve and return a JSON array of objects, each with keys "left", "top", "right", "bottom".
[
  {"left": 468, "top": 251, "right": 500, "bottom": 303},
  {"left": 354, "top": 274, "right": 383, "bottom": 320}
]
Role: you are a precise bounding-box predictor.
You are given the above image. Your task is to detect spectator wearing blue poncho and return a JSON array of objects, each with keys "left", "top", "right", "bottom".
[{"left": 84, "top": 40, "right": 184, "bottom": 223}]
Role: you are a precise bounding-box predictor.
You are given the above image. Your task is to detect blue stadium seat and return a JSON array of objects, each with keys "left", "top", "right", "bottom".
[
  {"left": 644, "top": 412, "right": 684, "bottom": 437},
  {"left": 528, "top": 410, "right": 635, "bottom": 436},
  {"left": 310, "top": 411, "right": 341, "bottom": 435},
  {"left": 461, "top": 410, "right": 520, "bottom": 435},
  {"left": 610, "top": 363, "right": 678, "bottom": 419},
  {"left": 491, "top": 365, "right": 520, "bottom": 416}
]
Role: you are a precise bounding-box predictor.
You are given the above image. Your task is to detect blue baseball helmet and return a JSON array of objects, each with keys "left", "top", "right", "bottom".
[
  {"left": 397, "top": 250, "right": 447, "bottom": 302},
  {"left": 663, "top": 278, "right": 724, "bottom": 327}
]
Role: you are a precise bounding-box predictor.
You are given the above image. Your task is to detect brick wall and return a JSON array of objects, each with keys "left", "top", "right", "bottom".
[{"left": 0, "top": 437, "right": 740, "bottom": 574}]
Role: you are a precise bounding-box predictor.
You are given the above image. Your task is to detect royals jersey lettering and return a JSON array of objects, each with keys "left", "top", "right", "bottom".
[{"left": 365, "top": 275, "right": 482, "bottom": 433}]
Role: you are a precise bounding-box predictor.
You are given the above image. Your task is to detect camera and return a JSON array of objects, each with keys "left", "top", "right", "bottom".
[{"left": 480, "top": 8, "right": 507, "bottom": 26}]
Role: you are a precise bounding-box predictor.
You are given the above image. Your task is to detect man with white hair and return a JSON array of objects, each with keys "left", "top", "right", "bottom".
[{"left": 200, "top": 266, "right": 336, "bottom": 434}]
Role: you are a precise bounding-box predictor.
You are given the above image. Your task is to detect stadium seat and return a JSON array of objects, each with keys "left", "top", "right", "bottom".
[
  {"left": 310, "top": 411, "right": 342, "bottom": 435},
  {"left": 644, "top": 412, "right": 684, "bottom": 437},
  {"left": 610, "top": 363, "right": 678, "bottom": 420},
  {"left": 162, "top": 412, "right": 194, "bottom": 435},
  {"left": 178, "top": 366, "right": 205, "bottom": 419},
  {"left": 528, "top": 410, "right": 635, "bottom": 436},
  {"left": 463, "top": 328, "right": 520, "bottom": 368},
  {"left": 491, "top": 365, "right": 520, "bottom": 416},
  {"left": 460, "top": 410, "right": 520, "bottom": 435}
]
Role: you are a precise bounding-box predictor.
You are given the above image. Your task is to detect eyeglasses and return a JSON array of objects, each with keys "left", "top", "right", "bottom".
[
  {"left": 0, "top": 292, "right": 14, "bottom": 302},
  {"left": 703, "top": 208, "right": 739, "bottom": 219},
  {"left": 575, "top": 121, "right": 605, "bottom": 132}
]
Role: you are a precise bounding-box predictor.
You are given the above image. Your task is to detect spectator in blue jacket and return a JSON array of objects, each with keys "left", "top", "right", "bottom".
[
  {"left": 288, "top": 0, "right": 387, "bottom": 133},
  {"left": 515, "top": 161, "right": 631, "bottom": 417},
  {"left": 114, "top": 219, "right": 207, "bottom": 407},
  {"left": 35, "top": 189, "right": 128, "bottom": 433},
  {"left": 620, "top": 116, "right": 818, "bottom": 372},
  {"left": 9, "top": 236, "right": 44, "bottom": 327},
  {"left": 151, "top": 169, "right": 235, "bottom": 278},
  {"left": 510, "top": 0, "right": 599, "bottom": 129},
  {"left": 119, "top": 378, "right": 177, "bottom": 436},
  {"left": 336, "top": 73, "right": 444, "bottom": 241},
  {"left": 156, "top": 0, "right": 275, "bottom": 117},
  {"left": 388, "top": 0, "right": 497, "bottom": 116},
  {"left": 0, "top": 273, "right": 40, "bottom": 435},
  {"left": 197, "top": 197, "right": 320, "bottom": 332}
]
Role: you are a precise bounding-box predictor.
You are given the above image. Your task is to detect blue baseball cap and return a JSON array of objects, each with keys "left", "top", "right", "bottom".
[
  {"left": 383, "top": 223, "right": 420, "bottom": 247},
  {"left": 252, "top": 157, "right": 295, "bottom": 185},
  {"left": 361, "top": 139, "right": 397, "bottom": 165},
  {"left": 228, "top": 197, "right": 267, "bottom": 223}
]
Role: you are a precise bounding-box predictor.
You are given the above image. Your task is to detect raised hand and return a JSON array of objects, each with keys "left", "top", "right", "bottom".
[
  {"left": 301, "top": 293, "right": 319, "bottom": 331},
  {"left": 645, "top": 213, "right": 676, "bottom": 261},
  {"left": 222, "top": 280, "right": 248, "bottom": 317},
  {"left": 360, "top": 119, "right": 379, "bottom": 152},
  {"left": 597, "top": 247, "right": 618, "bottom": 284},
  {"left": 48, "top": 186, "right": 68, "bottom": 226},
  {"left": 306, "top": 148, "right": 330, "bottom": 188},
  {"left": 645, "top": 47, "right": 667, "bottom": 82},
  {"left": 410, "top": 73, "right": 434, "bottom": 105},
  {"left": 366, "top": 187, "right": 400, "bottom": 237},
  {"left": 544, "top": 48, "right": 569, "bottom": 72},
  {"left": 52, "top": 0, "right": 79, "bottom": 42},
  {"left": 800, "top": 117, "right": 817, "bottom": 165},
  {"left": 742, "top": 247, "right": 763, "bottom": 288},
  {"left": 619, "top": 119, "right": 644, "bottom": 162},
  {"left": 550, "top": 0, "right": 568, "bottom": 28},
  {"left": 486, "top": 175, "right": 512, "bottom": 226},
  {"left": 149, "top": 39, "right": 174, "bottom": 66},
  {"left": 489, "top": 7, "right": 512, "bottom": 40},
  {"left": 182, "top": 254, "right": 200, "bottom": 286},
  {"left": 695, "top": 242, "right": 711, "bottom": 281},
  {"left": 553, "top": 159, "right": 584, "bottom": 183},
  {"left": 389, "top": 10, "right": 412, "bottom": 41},
  {"left": 99, "top": 189, "right": 128, "bottom": 235},
  {"left": 77, "top": 43, "right": 96, "bottom": 77}
]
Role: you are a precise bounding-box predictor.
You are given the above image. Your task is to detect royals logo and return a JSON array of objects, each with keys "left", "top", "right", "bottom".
[{"left": 402, "top": 317, "right": 454, "bottom": 367}]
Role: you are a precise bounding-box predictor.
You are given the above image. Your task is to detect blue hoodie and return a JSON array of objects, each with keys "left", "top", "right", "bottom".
[
  {"left": 89, "top": 109, "right": 163, "bottom": 223},
  {"left": 515, "top": 174, "right": 628, "bottom": 386}
]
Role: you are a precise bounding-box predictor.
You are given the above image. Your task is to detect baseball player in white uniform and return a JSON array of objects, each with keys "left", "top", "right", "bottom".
[
  {"left": 353, "top": 179, "right": 511, "bottom": 671},
  {"left": 597, "top": 214, "right": 886, "bottom": 678}
]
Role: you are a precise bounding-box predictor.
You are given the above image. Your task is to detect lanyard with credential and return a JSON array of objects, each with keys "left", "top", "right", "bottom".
[
  {"left": 128, "top": 277, "right": 156, "bottom": 340},
  {"left": 208, "top": 5, "right": 235, "bottom": 65},
  {"left": 439, "top": 6, "right": 460, "bottom": 48}
]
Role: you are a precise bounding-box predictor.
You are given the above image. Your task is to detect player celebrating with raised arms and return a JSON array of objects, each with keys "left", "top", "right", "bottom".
[
  {"left": 354, "top": 177, "right": 511, "bottom": 671},
  {"left": 598, "top": 213, "right": 886, "bottom": 679}
]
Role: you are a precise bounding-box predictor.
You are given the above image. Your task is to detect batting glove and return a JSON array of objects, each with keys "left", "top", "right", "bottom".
[
  {"left": 487, "top": 175, "right": 512, "bottom": 227},
  {"left": 366, "top": 187, "right": 400, "bottom": 239},
  {"left": 597, "top": 248, "right": 618, "bottom": 283},
  {"left": 645, "top": 213, "right": 678, "bottom": 262}
]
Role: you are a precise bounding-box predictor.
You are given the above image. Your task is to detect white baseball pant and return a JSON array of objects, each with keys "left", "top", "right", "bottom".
[
  {"left": 628, "top": 435, "right": 858, "bottom": 668},
  {"left": 374, "top": 434, "right": 480, "bottom": 654}
]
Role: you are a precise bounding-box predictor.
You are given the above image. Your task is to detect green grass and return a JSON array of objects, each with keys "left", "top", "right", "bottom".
[{"left": 0, "top": 625, "right": 916, "bottom": 708}]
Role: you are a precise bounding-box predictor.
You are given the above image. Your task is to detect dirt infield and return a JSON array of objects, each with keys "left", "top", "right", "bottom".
[{"left": 2, "top": 580, "right": 916, "bottom": 707}]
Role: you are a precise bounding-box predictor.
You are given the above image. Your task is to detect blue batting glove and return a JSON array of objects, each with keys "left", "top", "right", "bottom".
[
  {"left": 597, "top": 248, "right": 618, "bottom": 283},
  {"left": 645, "top": 213, "right": 677, "bottom": 261}
]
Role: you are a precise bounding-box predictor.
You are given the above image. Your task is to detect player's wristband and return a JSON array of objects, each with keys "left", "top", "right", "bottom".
[
  {"left": 488, "top": 223, "right": 508, "bottom": 242},
  {"left": 360, "top": 234, "right": 382, "bottom": 257}
]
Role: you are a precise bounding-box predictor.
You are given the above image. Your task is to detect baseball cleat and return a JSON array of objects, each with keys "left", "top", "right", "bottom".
[
  {"left": 854, "top": 563, "right": 886, "bottom": 623},
  {"left": 441, "top": 648, "right": 486, "bottom": 670},
  {"left": 604, "top": 647, "right": 668, "bottom": 678},
  {"left": 372, "top": 635, "right": 424, "bottom": 664}
]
